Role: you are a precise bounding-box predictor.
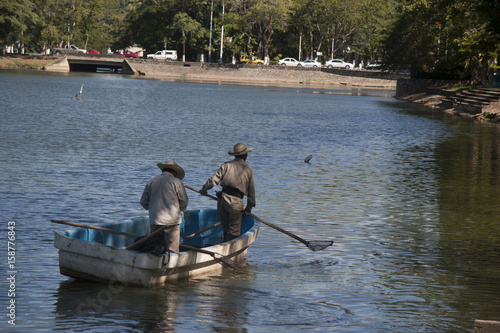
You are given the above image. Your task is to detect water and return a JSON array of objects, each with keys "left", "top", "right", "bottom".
[{"left": 1, "top": 70, "right": 500, "bottom": 332}]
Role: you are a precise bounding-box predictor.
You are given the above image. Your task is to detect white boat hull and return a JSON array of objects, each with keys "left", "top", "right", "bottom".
[{"left": 54, "top": 210, "right": 259, "bottom": 287}]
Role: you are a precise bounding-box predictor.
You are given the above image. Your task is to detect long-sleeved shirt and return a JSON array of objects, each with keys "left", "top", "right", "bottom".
[
  {"left": 201, "top": 157, "right": 255, "bottom": 210},
  {"left": 140, "top": 171, "right": 189, "bottom": 226}
]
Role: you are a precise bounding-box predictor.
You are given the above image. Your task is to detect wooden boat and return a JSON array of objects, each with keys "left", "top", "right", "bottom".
[{"left": 53, "top": 209, "right": 259, "bottom": 287}]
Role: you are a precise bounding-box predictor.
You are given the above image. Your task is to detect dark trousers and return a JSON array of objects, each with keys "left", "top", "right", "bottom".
[
  {"left": 150, "top": 224, "right": 180, "bottom": 253},
  {"left": 217, "top": 198, "right": 243, "bottom": 241}
]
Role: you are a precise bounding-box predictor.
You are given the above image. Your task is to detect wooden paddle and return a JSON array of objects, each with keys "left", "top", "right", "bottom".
[
  {"left": 184, "top": 222, "right": 221, "bottom": 238},
  {"left": 50, "top": 219, "right": 237, "bottom": 268},
  {"left": 51, "top": 219, "right": 137, "bottom": 237},
  {"left": 185, "top": 185, "right": 333, "bottom": 251}
]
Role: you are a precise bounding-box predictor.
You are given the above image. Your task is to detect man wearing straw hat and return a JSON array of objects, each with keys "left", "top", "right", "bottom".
[
  {"left": 200, "top": 143, "right": 256, "bottom": 242},
  {"left": 140, "top": 160, "right": 189, "bottom": 253}
]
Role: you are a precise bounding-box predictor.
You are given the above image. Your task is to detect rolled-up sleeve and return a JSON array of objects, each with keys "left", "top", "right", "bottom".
[
  {"left": 177, "top": 181, "right": 189, "bottom": 212},
  {"left": 246, "top": 170, "right": 256, "bottom": 208},
  {"left": 140, "top": 183, "right": 150, "bottom": 210}
]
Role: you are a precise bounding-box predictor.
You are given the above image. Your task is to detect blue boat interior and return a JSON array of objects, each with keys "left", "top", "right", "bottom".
[{"left": 56, "top": 209, "right": 255, "bottom": 249}]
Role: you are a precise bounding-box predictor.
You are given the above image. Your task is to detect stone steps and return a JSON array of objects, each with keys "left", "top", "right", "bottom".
[{"left": 439, "top": 88, "right": 500, "bottom": 115}]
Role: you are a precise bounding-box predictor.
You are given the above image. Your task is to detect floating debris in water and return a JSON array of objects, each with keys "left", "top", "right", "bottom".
[{"left": 304, "top": 155, "right": 313, "bottom": 163}]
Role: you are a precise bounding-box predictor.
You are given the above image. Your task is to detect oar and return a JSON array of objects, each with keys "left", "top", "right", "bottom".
[
  {"left": 51, "top": 219, "right": 170, "bottom": 248},
  {"left": 179, "top": 243, "right": 237, "bottom": 269},
  {"left": 51, "top": 219, "right": 137, "bottom": 237},
  {"left": 185, "top": 185, "right": 334, "bottom": 251},
  {"left": 50, "top": 219, "right": 236, "bottom": 268},
  {"left": 125, "top": 224, "right": 172, "bottom": 250},
  {"left": 185, "top": 185, "right": 217, "bottom": 200},
  {"left": 185, "top": 222, "right": 221, "bottom": 238}
]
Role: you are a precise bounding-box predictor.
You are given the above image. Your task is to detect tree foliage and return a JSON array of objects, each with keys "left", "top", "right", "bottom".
[
  {"left": 383, "top": 0, "right": 500, "bottom": 83},
  {"left": 0, "top": 0, "right": 498, "bottom": 84}
]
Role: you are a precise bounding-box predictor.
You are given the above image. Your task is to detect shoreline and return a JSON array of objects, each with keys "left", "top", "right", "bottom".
[{"left": 0, "top": 54, "right": 397, "bottom": 91}]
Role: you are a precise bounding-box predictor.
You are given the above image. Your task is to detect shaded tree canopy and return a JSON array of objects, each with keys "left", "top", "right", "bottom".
[{"left": 383, "top": 0, "right": 500, "bottom": 83}]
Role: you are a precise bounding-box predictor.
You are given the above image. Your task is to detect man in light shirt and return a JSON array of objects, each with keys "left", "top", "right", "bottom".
[
  {"left": 140, "top": 160, "right": 188, "bottom": 253},
  {"left": 200, "top": 143, "right": 256, "bottom": 241}
]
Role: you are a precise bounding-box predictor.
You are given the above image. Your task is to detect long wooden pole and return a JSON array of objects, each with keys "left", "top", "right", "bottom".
[
  {"left": 51, "top": 219, "right": 136, "bottom": 237},
  {"left": 185, "top": 185, "right": 333, "bottom": 251}
]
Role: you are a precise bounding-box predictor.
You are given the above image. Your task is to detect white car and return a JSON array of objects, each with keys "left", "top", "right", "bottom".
[
  {"left": 302, "top": 59, "right": 322, "bottom": 68},
  {"left": 366, "top": 62, "right": 382, "bottom": 70},
  {"left": 278, "top": 57, "right": 301, "bottom": 66},
  {"left": 324, "top": 59, "right": 354, "bottom": 69}
]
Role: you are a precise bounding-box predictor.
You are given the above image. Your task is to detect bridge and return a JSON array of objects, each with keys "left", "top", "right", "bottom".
[{"left": 44, "top": 54, "right": 136, "bottom": 75}]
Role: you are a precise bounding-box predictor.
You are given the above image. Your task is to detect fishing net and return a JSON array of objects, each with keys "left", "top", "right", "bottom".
[{"left": 307, "top": 241, "right": 334, "bottom": 251}]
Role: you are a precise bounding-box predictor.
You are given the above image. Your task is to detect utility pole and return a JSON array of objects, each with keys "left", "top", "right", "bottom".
[
  {"left": 208, "top": 0, "right": 214, "bottom": 63},
  {"left": 219, "top": 0, "right": 225, "bottom": 63},
  {"left": 331, "top": 37, "right": 334, "bottom": 60},
  {"left": 299, "top": 33, "right": 302, "bottom": 62}
]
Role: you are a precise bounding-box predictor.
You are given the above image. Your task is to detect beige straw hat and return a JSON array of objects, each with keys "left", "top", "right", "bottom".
[
  {"left": 228, "top": 143, "right": 254, "bottom": 156},
  {"left": 156, "top": 160, "right": 185, "bottom": 180}
]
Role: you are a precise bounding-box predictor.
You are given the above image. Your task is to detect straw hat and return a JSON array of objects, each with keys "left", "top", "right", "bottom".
[
  {"left": 228, "top": 143, "right": 254, "bottom": 156},
  {"left": 156, "top": 160, "right": 185, "bottom": 180}
]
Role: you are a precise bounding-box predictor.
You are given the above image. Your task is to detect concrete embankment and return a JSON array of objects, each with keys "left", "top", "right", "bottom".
[
  {"left": 1, "top": 54, "right": 399, "bottom": 89},
  {"left": 128, "top": 60, "right": 398, "bottom": 90}
]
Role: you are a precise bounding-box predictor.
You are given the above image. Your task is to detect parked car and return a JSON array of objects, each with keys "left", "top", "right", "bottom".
[
  {"left": 86, "top": 49, "right": 100, "bottom": 54},
  {"left": 237, "top": 54, "right": 264, "bottom": 65},
  {"left": 123, "top": 50, "right": 138, "bottom": 58},
  {"left": 146, "top": 50, "right": 178, "bottom": 60},
  {"left": 52, "top": 45, "right": 87, "bottom": 55},
  {"left": 278, "top": 57, "right": 301, "bottom": 66},
  {"left": 366, "top": 62, "right": 382, "bottom": 70},
  {"left": 324, "top": 59, "right": 354, "bottom": 69},
  {"left": 302, "top": 59, "right": 322, "bottom": 68}
]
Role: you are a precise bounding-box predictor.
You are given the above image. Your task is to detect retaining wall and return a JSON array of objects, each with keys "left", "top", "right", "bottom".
[{"left": 128, "top": 60, "right": 397, "bottom": 89}]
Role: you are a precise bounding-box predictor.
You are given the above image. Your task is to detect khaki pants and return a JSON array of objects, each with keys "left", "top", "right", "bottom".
[
  {"left": 150, "top": 224, "right": 180, "bottom": 253},
  {"left": 217, "top": 198, "right": 243, "bottom": 241}
]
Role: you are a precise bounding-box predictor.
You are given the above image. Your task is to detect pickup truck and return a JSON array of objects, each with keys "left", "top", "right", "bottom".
[
  {"left": 147, "top": 50, "right": 178, "bottom": 60},
  {"left": 238, "top": 54, "right": 264, "bottom": 65},
  {"left": 53, "top": 45, "right": 87, "bottom": 55}
]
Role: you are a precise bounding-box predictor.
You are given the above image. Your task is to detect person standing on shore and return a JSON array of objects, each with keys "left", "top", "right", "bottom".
[
  {"left": 140, "top": 160, "right": 189, "bottom": 253},
  {"left": 200, "top": 143, "right": 256, "bottom": 241}
]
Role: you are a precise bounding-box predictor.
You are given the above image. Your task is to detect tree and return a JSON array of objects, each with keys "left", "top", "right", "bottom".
[
  {"left": 383, "top": 0, "right": 500, "bottom": 84},
  {"left": 170, "top": 12, "right": 202, "bottom": 61},
  {"left": 225, "top": 0, "right": 293, "bottom": 60},
  {"left": 0, "top": 0, "right": 39, "bottom": 52}
]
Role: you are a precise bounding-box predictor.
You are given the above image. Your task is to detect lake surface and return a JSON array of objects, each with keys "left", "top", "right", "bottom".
[{"left": 1, "top": 70, "right": 499, "bottom": 332}]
